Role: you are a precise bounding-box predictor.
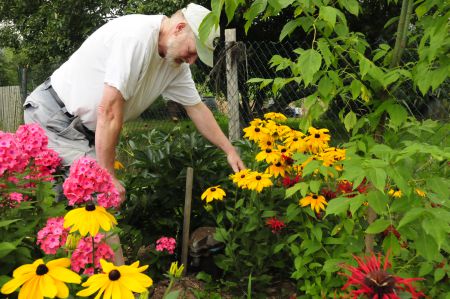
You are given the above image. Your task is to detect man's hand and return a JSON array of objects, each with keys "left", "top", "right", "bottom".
[
  {"left": 227, "top": 149, "right": 245, "bottom": 173},
  {"left": 185, "top": 102, "right": 246, "bottom": 173},
  {"left": 112, "top": 176, "right": 126, "bottom": 205}
]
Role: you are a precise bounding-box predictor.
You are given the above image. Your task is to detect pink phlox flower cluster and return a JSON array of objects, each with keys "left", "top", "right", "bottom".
[
  {"left": 0, "top": 124, "right": 60, "bottom": 183},
  {"left": 71, "top": 233, "right": 114, "bottom": 275},
  {"left": 15, "top": 123, "right": 48, "bottom": 157},
  {"left": 63, "top": 157, "right": 120, "bottom": 208},
  {"left": 156, "top": 236, "right": 177, "bottom": 254},
  {"left": 37, "top": 217, "right": 69, "bottom": 254},
  {"left": 0, "top": 132, "right": 28, "bottom": 176}
]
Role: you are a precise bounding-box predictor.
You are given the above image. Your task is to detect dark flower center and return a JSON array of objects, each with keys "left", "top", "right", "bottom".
[
  {"left": 85, "top": 204, "right": 96, "bottom": 211},
  {"left": 36, "top": 264, "right": 49, "bottom": 275},
  {"left": 211, "top": 188, "right": 216, "bottom": 192},
  {"left": 108, "top": 269, "right": 121, "bottom": 281},
  {"left": 315, "top": 133, "right": 321, "bottom": 138},
  {"left": 255, "top": 127, "right": 260, "bottom": 132},
  {"left": 266, "top": 141, "right": 272, "bottom": 146},
  {"left": 281, "top": 148, "right": 287, "bottom": 153},
  {"left": 312, "top": 195, "right": 318, "bottom": 199},
  {"left": 293, "top": 138, "right": 298, "bottom": 141},
  {"left": 275, "top": 162, "right": 282, "bottom": 167},
  {"left": 240, "top": 175, "right": 246, "bottom": 178},
  {"left": 266, "top": 149, "right": 272, "bottom": 153},
  {"left": 364, "top": 270, "right": 396, "bottom": 297},
  {"left": 256, "top": 176, "right": 262, "bottom": 180}
]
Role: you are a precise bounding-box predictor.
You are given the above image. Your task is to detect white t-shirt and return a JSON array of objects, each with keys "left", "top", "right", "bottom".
[{"left": 51, "top": 14, "right": 201, "bottom": 131}]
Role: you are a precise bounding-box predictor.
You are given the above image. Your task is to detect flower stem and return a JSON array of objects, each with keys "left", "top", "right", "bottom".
[{"left": 162, "top": 278, "right": 175, "bottom": 298}]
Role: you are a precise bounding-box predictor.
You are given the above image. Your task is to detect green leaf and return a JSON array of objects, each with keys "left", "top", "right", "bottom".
[
  {"left": 274, "top": 243, "right": 285, "bottom": 253},
  {"left": 426, "top": 177, "right": 449, "bottom": 199},
  {"left": 366, "top": 219, "right": 391, "bottom": 234},
  {"left": 280, "top": 19, "right": 301, "bottom": 41},
  {"left": 366, "top": 190, "right": 387, "bottom": 215},
  {"left": 0, "top": 242, "right": 17, "bottom": 259},
  {"left": 387, "top": 103, "right": 408, "bottom": 129},
  {"left": 418, "top": 263, "right": 433, "bottom": 277},
  {"left": 302, "top": 160, "right": 321, "bottom": 176},
  {"left": 225, "top": 0, "right": 239, "bottom": 24},
  {"left": 344, "top": 111, "right": 357, "bottom": 132},
  {"left": 349, "top": 194, "right": 366, "bottom": 215},
  {"left": 311, "top": 226, "right": 322, "bottom": 242},
  {"left": 434, "top": 268, "right": 446, "bottom": 282},
  {"left": 359, "top": 55, "right": 371, "bottom": 77},
  {"left": 350, "top": 79, "right": 362, "bottom": 99},
  {"left": 298, "top": 49, "right": 322, "bottom": 86},
  {"left": 422, "top": 217, "right": 446, "bottom": 248},
  {"left": 340, "top": 0, "right": 359, "bottom": 16},
  {"left": 323, "top": 259, "right": 344, "bottom": 273},
  {"left": 366, "top": 168, "right": 387, "bottom": 193},
  {"left": 325, "top": 197, "right": 350, "bottom": 216},
  {"left": 319, "top": 6, "right": 338, "bottom": 28},
  {"left": 243, "top": 0, "right": 267, "bottom": 33},
  {"left": 382, "top": 233, "right": 401, "bottom": 255},
  {"left": 318, "top": 75, "right": 333, "bottom": 98},
  {"left": 415, "top": 233, "right": 439, "bottom": 261},
  {"left": 309, "top": 180, "right": 321, "bottom": 194},
  {"left": 398, "top": 208, "right": 426, "bottom": 228},
  {"left": 0, "top": 219, "right": 21, "bottom": 228},
  {"left": 317, "top": 39, "right": 333, "bottom": 67},
  {"left": 199, "top": 13, "right": 219, "bottom": 45},
  {"left": 165, "top": 290, "right": 181, "bottom": 299}
]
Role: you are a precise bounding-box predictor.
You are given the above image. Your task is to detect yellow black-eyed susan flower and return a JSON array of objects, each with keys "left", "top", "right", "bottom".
[
  {"left": 299, "top": 194, "right": 328, "bottom": 213},
  {"left": 264, "top": 112, "right": 287, "bottom": 122},
  {"left": 1, "top": 258, "right": 81, "bottom": 299},
  {"left": 77, "top": 259, "right": 153, "bottom": 298},
  {"left": 246, "top": 172, "right": 273, "bottom": 192},
  {"left": 64, "top": 204, "right": 117, "bottom": 237},
  {"left": 415, "top": 188, "right": 426, "bottom": 197},
  {"left": 243, "top": 125, "right": 270, "bottom": 142},
  {"left": 388, "top": 188, "right": 402, "bottom": 198},
  {"left": 230, "top": 169, "right": 251, "bottom": 189},
  {"left": 283, "top": 130, "right": 307, "bottom": 152},
  {"left": 256, "top": 148, "right": 282, "bottom": 164},
  {"left": 304, "top": 127, "right": 331, "bottom": 153},
  {"left": 266, "top": 161, "right": 287, "bottom": 178},
  {"left": 201, "top": 186, "right": 226, "bottom": 203}
]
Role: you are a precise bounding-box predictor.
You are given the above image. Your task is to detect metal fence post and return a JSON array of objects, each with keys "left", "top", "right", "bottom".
[{"left": 225, "top": 29, "right": 240, "bottom": 142}]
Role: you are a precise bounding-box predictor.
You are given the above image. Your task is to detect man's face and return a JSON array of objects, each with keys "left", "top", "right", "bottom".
[{"left": 165, "top": 26, "right": 198, "bottom": 67}]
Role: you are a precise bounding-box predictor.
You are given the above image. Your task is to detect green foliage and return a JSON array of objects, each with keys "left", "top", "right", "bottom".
[{"left": 118, "top": 126, "right": 232, "bottom": 279}]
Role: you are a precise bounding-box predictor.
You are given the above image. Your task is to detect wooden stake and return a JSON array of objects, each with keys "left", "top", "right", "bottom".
[{"left": 181, "top": 167, "right": 194, "bottom": 273}]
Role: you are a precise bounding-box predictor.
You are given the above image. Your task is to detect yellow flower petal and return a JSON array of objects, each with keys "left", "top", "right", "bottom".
[
  {"left": 54, "top": 279, "right": 69, "bottom": 298},
  {"left": 48, "top": 267, "right": 81, "bottom": 284},
  {"left": 1, "top": 273, "right": 33, "bottom": 294},
  {"left": 47, "top": 258, "right": 71, "bottom": 270},
  {"left": 40, "top": 274, "right": 57, "bottom": 298}
]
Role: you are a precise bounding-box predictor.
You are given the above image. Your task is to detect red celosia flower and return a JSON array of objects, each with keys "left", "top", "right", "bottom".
[
  {"left": 266, "top": 217, "right": 286, "bottom": 233},
  {"left": 340, "top": 252, "right": 425, "bottom": 299}
]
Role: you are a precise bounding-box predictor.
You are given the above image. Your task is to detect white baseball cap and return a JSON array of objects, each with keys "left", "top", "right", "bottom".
[{"left": 181, "top": 3, "right": 220, "bottom": 67}]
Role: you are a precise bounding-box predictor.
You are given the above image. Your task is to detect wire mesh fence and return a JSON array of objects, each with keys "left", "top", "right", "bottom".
[
  {"left": 1, "top": 38, "right": 448, "bottom": 147},
  {"left": 122, "top": 38, "right": 449, "bottom": 147}
]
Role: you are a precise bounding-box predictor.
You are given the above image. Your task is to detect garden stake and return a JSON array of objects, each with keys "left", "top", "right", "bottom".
[{"left": 181, "top": 167, "right": 194, "bottom": 274}]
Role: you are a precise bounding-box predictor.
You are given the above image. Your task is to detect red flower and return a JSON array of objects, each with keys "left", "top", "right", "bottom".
[
  {"left": 282, "top": 175, "right": 300, "bottom": 188},
  {"left": 340, "top": 252, "right": 425, "bottom": 299},
  {"left": 321, "top": 188, "right": 337, "bottom": 200},
  {"left": 266, "top": 217, "right": 286, "bottom": 233}
]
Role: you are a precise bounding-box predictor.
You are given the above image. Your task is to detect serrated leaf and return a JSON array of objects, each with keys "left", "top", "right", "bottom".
[
  {"left": 325, "top": 197, "right": 351, "bottom": 216},
  {"left": 387, "top": 103, "right": 408, "bottom": 129},
  {"left": 318, "top": 75, "right": 333, "bottom": 98},
  {"left": 243, "top": 0, "right": 267, "bottom": 33},
  {"left": 199, "top": 13, "right": 219, "bottom": 45},
  {"left": 418, "top": 263, "right": 433, "bottom": 277},
  {"left": 309, "top": 180, "right": 321, "bottom": 194},
  {"left": 350, "top": 79, "right": 362, "bottom": 99},
  {"left": 298, "top": 49, "right": 322, "bottom": 86},
  {"left": 319, "top": 6, "right": 337, "bottom": 28},
  {"left": 225, "top": 0, "right": 239, "bottom": 24},
  {"left": 398, "top": 208, "right": 426, "bottom": 228},
  {"left": 280, "top": 19, "right": 301, "bottom": 41},
  {"left": 366, "top": 219, "right": 391, "bottom": 234},
  {"left": 366, "top": 168, "right": 387, "bottom": 193},
  {"left": 366, "top": 190, "right": 387, "bottom": 215},
  {"left": 344, "top": 111, "right": 357, "bottom": 132}
]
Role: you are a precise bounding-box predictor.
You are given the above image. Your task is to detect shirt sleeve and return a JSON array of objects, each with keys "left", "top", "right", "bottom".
[
  {"left": 162, "top": 65, "right": 202, "bottom": 106},
  {"left": 104, "top": 36, "right": 148, "bottom": 101}
]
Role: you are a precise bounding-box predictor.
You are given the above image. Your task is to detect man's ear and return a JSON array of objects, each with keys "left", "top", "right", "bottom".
[{"left": 174, "top": 22, "right": 186, "bottom": 34}]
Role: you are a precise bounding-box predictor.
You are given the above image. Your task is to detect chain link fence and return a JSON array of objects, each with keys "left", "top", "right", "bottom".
[{"left": 122, "top": 38, "right": 449, "bottom": 146}]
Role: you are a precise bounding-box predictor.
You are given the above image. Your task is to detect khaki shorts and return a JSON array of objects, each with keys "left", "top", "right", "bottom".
[{"left": 24, "top": 83, "right": 96, "bottom": 168}]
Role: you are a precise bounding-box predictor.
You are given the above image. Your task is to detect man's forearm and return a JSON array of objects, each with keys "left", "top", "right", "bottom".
[
  {"left": 95, "top": 84, "right": 125, "bottom": 175},
  {"left": 185, "top": 102, "right": 235, "bottom": 154}
]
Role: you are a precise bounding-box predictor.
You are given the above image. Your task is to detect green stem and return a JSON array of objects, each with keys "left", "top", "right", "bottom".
[
  {"left": 162, "top": 278, "right": 175, "bottom": 298},
  {"left": 92, "top": 236, "right": 96, "bottom": 274}
]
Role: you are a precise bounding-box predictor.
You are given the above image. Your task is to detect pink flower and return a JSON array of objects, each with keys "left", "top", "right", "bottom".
[
  {"left": 155, "top": 237, "right": 177, "bottom": 254},
  {"left": 63, "top": 157, "right": 120, "bottom": 208},
  {"left": 37, "top": 217, "right": 69, "bottom": 254},
  {"left": 71, "top": 233, "right": 114, "bottom": 275}
]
